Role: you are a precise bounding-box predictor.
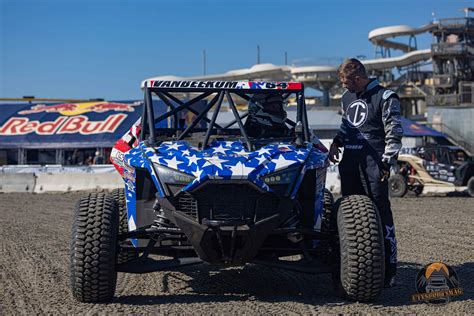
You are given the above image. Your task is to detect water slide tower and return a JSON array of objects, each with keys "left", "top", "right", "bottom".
[{"left": 429, "top": 9, "right": 474, "bottom": 106}]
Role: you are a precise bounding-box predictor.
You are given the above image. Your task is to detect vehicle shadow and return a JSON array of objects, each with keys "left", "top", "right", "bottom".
[{"left": 113, "top": 261, "right": 473, "bottom": 306}]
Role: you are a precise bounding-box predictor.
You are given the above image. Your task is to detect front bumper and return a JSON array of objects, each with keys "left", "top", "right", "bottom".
[{"left": 158, "top": 181, "right": 293, "bottom": 264}]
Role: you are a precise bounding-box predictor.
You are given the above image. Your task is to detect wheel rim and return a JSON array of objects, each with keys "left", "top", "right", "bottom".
[{"left": 390, "top": 179, "right": 402, "bottom": 194}]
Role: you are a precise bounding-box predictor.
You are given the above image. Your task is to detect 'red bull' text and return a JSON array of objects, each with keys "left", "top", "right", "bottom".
[{"left": 0, "top": 114, "right": 127, "bottom": 135}]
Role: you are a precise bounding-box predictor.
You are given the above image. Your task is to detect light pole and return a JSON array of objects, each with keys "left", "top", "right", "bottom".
[
  {"left": 202, "top": 49, "right": 207, "bottom": 76},
  {"left": 257, "top": 45, "right": 260, "bottom": 64}
]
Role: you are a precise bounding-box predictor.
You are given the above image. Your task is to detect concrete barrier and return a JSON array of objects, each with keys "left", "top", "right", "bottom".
[
  {"left": 34, "top": 173, "right": 123, "bottom": 193},
  {"left": 0, "top": 173, "right": 36, "bottom": 193}
]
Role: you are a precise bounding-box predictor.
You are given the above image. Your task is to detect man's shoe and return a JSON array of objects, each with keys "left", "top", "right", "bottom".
[{"left": 384, "top": 275, "right": 397, "bottom": 288}]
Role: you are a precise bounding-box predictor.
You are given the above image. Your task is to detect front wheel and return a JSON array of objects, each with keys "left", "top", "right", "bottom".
[
  {"left": 388, "top": 174, "right": 407, "bottom": 197},
  {"left": 332, "top": 195, "right": 385, "bottom": 302},
  {"left": 70, "top": 193, "right": 118, "bottom": 303}
]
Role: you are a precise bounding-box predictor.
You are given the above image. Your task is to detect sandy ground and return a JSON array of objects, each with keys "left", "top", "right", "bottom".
[{"left": 0, "top": 192, "right": 473, "bottom": 314}]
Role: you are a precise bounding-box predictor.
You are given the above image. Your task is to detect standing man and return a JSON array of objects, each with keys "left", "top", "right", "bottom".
[{"left": 329, "top": 58, "right": 403, "bottom": 288}]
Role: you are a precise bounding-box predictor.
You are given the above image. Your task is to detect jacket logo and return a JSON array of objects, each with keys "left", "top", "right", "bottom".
[{"left": 346, "top": 100, "right": 368, "bottom": 128}]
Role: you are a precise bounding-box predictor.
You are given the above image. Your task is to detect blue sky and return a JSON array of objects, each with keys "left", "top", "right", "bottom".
[{"left": 0, "top": 0, "right": 468, "bottom": 100}]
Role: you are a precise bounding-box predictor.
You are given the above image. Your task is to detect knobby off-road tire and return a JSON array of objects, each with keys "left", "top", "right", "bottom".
[
  {"left": 388, "top": 174, "right": 407, "bottom": 197},
  {"left": 333, "top": 195, "right": 385, "bottom": 302},
  {"left": 110, "top": 188, "right": 139, "bottom": 264},
  {"left": 70, "top": 193, "right": 118, "bottom": 303}
]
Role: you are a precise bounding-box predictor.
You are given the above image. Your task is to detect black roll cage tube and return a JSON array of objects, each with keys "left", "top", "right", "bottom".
[{"left": 141, "top": 85, "right": 309, "bottom": 149}]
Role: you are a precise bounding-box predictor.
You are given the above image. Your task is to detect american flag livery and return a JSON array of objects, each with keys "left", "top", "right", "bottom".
[{"left": 117, "top": 139, "right": 328, "bottom": 243}]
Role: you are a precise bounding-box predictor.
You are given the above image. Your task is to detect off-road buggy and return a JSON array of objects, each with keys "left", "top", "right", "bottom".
[
  {"left": 389, "top": 145, "right": 474, "bottom": 197},
  {"left": 70, "top": 80, "right": 386, "bottom": 303}
]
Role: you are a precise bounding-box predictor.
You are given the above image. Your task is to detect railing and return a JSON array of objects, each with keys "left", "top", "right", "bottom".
[
  {"left": 431, "top": 43, "right": 474, "bottom": 55},
  {"left": 425, "top": 122, "right": 473, "bottom": 154},
  {"left": 437, "top": 17, "right": 474, "bottom": 29},
  {"left": 432, "top": 74, "right": 455, "bottom": 88},
  {"left": 425, "top": 94, "right": 459, "bottom": 106}
]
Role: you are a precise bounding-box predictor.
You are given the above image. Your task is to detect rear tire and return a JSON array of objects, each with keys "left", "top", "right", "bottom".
[
  {"left": 110, "top": 188, "right": 139, "bottom": 264},
  {"left": 467, "top": 177, "right": 474, "bottom": 197},
  {"left": 332, "top": 195, "right": 385, "bottom": 302},
  {"left": 388, "top": 174, "right": 407, "bottom": 197},
  {"left": 70, "top": 193, "right": 118, "bottom": 303},
  {"left": 413, "top": 186, "right": 423, "bottom": 196}
]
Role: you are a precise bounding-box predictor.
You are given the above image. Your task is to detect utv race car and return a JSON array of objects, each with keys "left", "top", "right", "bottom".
[
  {"left": 70, "top": 80, "right": 386, "bottom": 303},
  {"left": 389, "top": 146, "right": 474, "bottom": 197}
]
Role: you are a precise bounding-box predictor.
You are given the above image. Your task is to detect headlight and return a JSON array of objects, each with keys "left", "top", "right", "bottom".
[
  {"left": 154, "top": 163, "right": 196, "bottom": 185},
  {"left": 262, "top": 166, "right": 301, "bottom": 196}
]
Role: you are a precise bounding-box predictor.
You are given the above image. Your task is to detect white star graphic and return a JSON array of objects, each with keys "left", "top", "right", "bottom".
[
  {"left": 187, "top": 155, "right": 199, "bottom": 166},
  {"left": 212, "top": 145, "right": 227, "bottom": 155},
  {"left": 182, "top": 149, "right": 190, "bottom": 156},
  {"left": 228, "top": 162, "right": 254, "bottom": 178},
  {"left": 192, "top": 167, "right": 203, "bottom": 179},
  {"left": 149, "top": 155, "right": 160, "bottom": 164},
  {"left": 163, "top": 156, "right": 181, "bottom": 169},
  {"left": 255, "top": 155, "right": 268, "bottom": 165},
  {"left": 241, "top": 163, "right": 254, "bottom": 175},
  {"left": 272, "top": 154, "right": 296, "bottom": 171},
  {"left": 128, "top": 216, "right": 137, "bottom": 231},
  {"left": 258, "top": 147, "right": 272, "bottom": 155},
  {"left": 205, "top": 156, "right": 228, "bottom": 170},
  {"left": 166, "top": 142, "right": 181, "bottom": 150},
  {"left": 234, "top": 148, "right": 248, "bottom": 156}
]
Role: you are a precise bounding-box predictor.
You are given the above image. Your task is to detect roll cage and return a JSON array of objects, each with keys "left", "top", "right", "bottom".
[{"left": 139, "top": 80, "right": 310, "bottom": 150}]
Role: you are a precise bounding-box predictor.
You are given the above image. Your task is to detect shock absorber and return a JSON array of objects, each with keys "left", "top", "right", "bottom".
[{"left": 153, "top": 199, "right": 175, "bottom": 228}]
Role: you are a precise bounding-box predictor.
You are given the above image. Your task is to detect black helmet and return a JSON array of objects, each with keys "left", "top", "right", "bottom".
[{"left": 248, "top": 93, "right": 286, "bottom": 127}]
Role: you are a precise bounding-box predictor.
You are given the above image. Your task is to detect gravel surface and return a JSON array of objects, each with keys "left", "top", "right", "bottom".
[{"left": 1, "top": 192, "right": 473, "bottom": 314}]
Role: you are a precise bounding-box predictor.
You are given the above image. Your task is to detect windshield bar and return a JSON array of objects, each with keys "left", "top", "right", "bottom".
[
  {"left": 226, "top": 91, "right": 252, "bottom": 151},
  {"left": 203, "top": 91, "right": 225, "bottom": 149},
  {"left": 153, "top": 91, "right": 212, "bottom": 126},
  {"left": 160, "top": 91, "right": 224, "bottom": 129},
  {"left": 177, "top": 92, "right": 222, "bottom": 140}
]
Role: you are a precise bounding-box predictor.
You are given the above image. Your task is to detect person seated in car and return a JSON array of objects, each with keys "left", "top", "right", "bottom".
[
  {"left": 453, "top": 150, "right": 467, "bottom": 165},
  {"left": 244, "top": 93, "right": 290, "bottom": 138}
]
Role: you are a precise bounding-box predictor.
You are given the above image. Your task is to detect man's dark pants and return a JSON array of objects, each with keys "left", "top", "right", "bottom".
[{"left": 338, "top": 150, "right": 397, "bottom": 279}]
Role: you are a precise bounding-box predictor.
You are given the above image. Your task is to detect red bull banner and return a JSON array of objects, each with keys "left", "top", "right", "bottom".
[
  {"left": 0, "top": 99, "right": 207, "bottom": 149},
  {"left": 0, "top": 101, "right": 148, "bottom": 148}
]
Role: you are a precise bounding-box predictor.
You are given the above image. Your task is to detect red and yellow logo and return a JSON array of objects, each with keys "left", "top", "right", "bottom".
[
  {"left": 18, "top": 101, "right": 140, "bottom": 116},
  {"left": 1, "top": 101, "right": 141, "bottom": 136}
]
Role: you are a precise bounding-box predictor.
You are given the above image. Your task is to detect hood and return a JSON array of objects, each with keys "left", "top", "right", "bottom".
[{"left": 125, "top": 140, "right": 327, "bottom": 195}]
